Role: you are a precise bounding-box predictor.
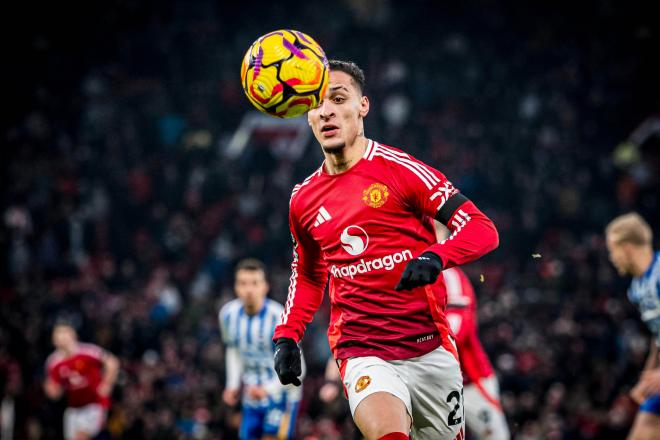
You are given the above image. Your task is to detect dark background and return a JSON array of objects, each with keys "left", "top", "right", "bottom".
[{"left": 2, "top": 0, "right": 660, "bottom": 438}]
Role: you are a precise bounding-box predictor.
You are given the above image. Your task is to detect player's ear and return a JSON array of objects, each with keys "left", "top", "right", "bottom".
[{"left": 359, "top": 95, "right": 369, "bottom": 118}]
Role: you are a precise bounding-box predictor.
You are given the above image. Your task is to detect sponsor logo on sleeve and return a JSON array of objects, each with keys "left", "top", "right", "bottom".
[{"left": 430, "top": 181, "right": 457, "bottom": 209}]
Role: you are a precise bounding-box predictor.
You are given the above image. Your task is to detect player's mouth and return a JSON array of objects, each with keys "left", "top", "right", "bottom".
[{"left": 320, "top": 124, "right": 339, "bottom": 138}]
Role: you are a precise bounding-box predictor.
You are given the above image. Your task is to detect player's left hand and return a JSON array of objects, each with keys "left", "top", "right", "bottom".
[
  {"left": 639, "top": 369, "right": 660, "bottom": 398},
  {"left": 630, "top": 381, "right": 646, "bottom": 405},
  {"left": 245, "top": 385, "right": 268, "bottom": 400},
  {"left": 96, "top": 382, "right": 112, "bottom": 397},
  {"left": 274, "top": 338, "right": 302, "bottom": 386},
  {"left": 395, "top": 252, "right": 443, "bottom": 291}
]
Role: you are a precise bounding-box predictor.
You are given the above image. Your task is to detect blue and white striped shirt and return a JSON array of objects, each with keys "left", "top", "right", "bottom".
[
  {"left": 629, "top": 251, "right": 660, "bottom": 347},
  {"left": 219, "top": 298, "right": 302, "bottom": 406}
]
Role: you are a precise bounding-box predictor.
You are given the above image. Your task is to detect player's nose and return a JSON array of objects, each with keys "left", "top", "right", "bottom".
[{"left": 318, "top": 100, "right": 334, "bottom": 119}]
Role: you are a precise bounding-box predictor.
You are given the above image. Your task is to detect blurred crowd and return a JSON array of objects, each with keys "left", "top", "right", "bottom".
[{"left": 2, "top": 0, "right": 659, "bottom": 439}]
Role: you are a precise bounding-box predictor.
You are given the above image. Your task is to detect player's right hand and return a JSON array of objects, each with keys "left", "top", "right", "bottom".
[
  {"left": 222, "top": 388, "right": 240, "bottom": 406},
  {"left": 274, "top": 338, "right": 302, "bottom": 386},
  {"left": 395, "top": 251, "right": 443, "bottom": 291}
]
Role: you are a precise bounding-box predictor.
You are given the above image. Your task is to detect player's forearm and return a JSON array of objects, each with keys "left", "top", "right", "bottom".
[
  {"left": 274, "top": 271, "right": 326, "bottom": 342},
  {"left": 427, "top": 201, "right": 499, "bottom": 268},
  {"left": 225, "top": 347, "right": 243, "bottom": 390},
  {"left": 643, "top": 342, "right": 659, "bottom": 371},
  {"left": 101, "top": 354, "right": 120, "bottom": 389},
  {"left": 43, "top": 379, "right": 63, "bottom": 399}
]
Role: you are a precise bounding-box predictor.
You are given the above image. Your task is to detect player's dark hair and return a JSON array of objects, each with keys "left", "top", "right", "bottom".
[
  {"left": 52, "top": 313, "right": 81, "bottom": 332},
  {"left": 329, "top": 59, "right": 366, "bottom": 94},
  {"left": 235, "top": 258, "right": 267, "bottom": 275}
]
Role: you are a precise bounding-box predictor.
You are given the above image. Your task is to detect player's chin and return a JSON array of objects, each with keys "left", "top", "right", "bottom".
[
  {"left": 614, "top": 265, "right": 628, "bottom": 276},
  {"left": 320, "top": 139, "right": 346, "bottom": 153}
]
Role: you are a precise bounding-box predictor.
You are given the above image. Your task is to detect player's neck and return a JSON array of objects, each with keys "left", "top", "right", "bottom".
[
  {"left": 244, "top": 300, "right": 265, "bottom": 316},
  {"left": 632, "top": 248, "right": 655, "bottom": 277},
  {"left": 60, "top": 342, "right": 78, "bottom": 356},
  {"left": 323, "top": 135, "right": 368, "bottom": 175}
]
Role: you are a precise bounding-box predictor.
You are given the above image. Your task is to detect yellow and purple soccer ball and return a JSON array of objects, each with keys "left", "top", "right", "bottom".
[{"left": 240, "top": 30, "right": 329, "bottom": 118}]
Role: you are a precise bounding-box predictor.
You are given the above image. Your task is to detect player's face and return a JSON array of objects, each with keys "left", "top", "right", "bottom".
[
  {"left": 606, "top": 237, "right": 634, "bottom": 276},
  {"left": 234, "top": 269, "right": 269, "bottom": 313},
  {"left": 307, "top": 70, "right": 369, "bottom": 153},
  {"left": 52, "top": 325, "right": 77, "bottom": 350}
]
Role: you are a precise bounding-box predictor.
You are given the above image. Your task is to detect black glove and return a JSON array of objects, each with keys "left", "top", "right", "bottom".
[
  {"left": 273, "top": 338, "right": 302, "bottom": 386},
  {"left": 395, "top": 251, "right": 443, "bottom": 291}
]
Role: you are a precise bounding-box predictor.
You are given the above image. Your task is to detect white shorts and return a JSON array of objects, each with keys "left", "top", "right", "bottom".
[
  {"left": 464, "top": 375, "right": 510, "bottom": 440},
  {"left": 341, "top": 345, "right": 465, "bottom": 440},
  {"left": 63, "top": 404, "right": 106, "bottom": 440}
]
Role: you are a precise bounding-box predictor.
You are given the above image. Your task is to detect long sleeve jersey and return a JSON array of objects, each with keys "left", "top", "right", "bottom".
[{"left": 274, "top": 139, "right": 499, "bottom": 361}]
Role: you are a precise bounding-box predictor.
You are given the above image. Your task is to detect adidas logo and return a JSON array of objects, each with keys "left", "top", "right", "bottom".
[{"left": 313, "top": 206, "right": 332, "bottom": 227}]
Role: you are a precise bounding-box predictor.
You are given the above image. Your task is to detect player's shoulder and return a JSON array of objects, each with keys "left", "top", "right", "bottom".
[
  {"left": 77, "top": 343, "right": 105, "bottom": 359},
  {"left": 365, "top": 140, "right": 444, "bottom": 188},
  {"left": 364, "top": 140, "right": 411, "bottom": 165},
  {"left": 46, "top": 349, "right": 66, "bottom": 368},
  {"left": 289, "top": 165, "right": 325, "bottom": 208},
  {"left": 264, "top": 298, "right": 285, "bottom": 315},
  {"left": 650, "top": 251, "right": 660, "bottom": 281},
  {"left": 219, "top": 298, "right": 243, "bottom": 319}
]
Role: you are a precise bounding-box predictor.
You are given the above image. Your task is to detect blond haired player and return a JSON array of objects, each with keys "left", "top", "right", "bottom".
[{"left": 606, "top": 213, "right": 660, "bottom": 440}]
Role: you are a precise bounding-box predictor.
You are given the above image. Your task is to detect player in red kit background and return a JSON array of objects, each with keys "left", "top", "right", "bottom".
[
  {"left": 444, "top": 266, "right": 510, "bottom": 440},
  {"left": 272, "top": 60, "right": 499, "bottom": 440},
  {"left": 44, "top": 321, "right": 119, "bottom": 440}
]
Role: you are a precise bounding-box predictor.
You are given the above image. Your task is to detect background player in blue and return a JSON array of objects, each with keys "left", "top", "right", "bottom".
[
  {"left": 606, "top": 213, "right": 660, "bottom": 440},
  {"left": 219, "top": 258, "right": 303, "bottom": 440}
]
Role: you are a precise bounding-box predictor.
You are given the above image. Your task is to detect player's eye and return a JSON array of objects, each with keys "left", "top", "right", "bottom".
[{"left": 333, "top": 96, "right": 345, "bottom": 104}]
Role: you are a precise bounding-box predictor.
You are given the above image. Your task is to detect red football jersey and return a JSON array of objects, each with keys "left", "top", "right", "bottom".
[
  {"left": 46, "top": 343, "right": 109, "bottom": 408},
  {"left": 444, "top": 267, "right": 495, "bottom": 384},
  {"left": 274, "top": 140, "right": 499, "bottom": 361}
]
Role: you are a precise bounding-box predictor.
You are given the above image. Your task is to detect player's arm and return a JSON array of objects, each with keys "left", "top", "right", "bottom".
[
  {"left": 425, "top": 190, "right": 498, "bottom": 269},
  {"left": 643, "top": 341, "right": 659, "bottom": 371},
  {"left": 274, "top": 205, "right": 328, "bottom": 342},
  {"left": 43, "top": 367, "right": 63, "bottom": 400},
  {"left": 393, "top": 154, "right": 498, "bottom": 290},
  {"left": 219, "top": 309, "right": 243, "bottom": 406},
  {"left": 319, "top": 358, "right": 342, "bottom": 403},
  {"left": 97, "top": 350, "right": 120, "bottom": 397},
  {"left": 447, "top": 309, "right": 485, "bottom": 384},
  {"left": 273, "top": 200, "right": 328, "bottom": 385},
  {"left": 631, "top": 342, "right": 659, "bottom": 404},
  {"left": 223, "top": 347, "right": 243, "bottom": 405}
]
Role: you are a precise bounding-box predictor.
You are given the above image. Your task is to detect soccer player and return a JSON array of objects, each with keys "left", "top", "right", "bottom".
[
  {"left": 43, "top": 321, "right": 120, "bottom": 440},
  {"left": 219, "top": 258, "right": 302, "bottom": 440},
  {"left": 605, "top": 213, "right": 660, "bottom": 440},
  {"left": 444, "top": 266, "right": 510, "bottom": 439},
  {"left": 272, "top": 59, "right": 499, "bottom": 440}
]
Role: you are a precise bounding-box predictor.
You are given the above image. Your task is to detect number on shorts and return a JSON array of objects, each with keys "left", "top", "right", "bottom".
[{"left": 446, "top": 390, "right": 463, "bottom": 426}]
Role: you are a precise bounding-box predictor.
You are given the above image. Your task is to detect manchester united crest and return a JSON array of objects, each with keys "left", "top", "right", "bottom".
[
  {"left": 355, "top": 375, "right": 372, "bottom": 393},
  {"left": 362, "top": 183, "right": 389, "bottom": 208}
]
